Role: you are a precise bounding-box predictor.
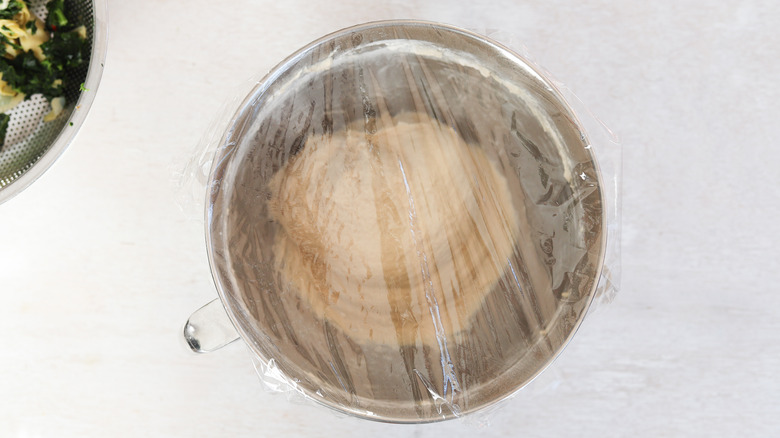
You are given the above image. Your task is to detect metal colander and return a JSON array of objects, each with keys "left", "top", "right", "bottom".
[{"left": 0, "top": 0, "right": 107, "bottom": 204}]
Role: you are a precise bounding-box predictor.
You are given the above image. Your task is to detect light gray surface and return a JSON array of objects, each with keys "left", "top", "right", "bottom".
[{"left": 1, "top": 0, "right": 778, "bottom": 436}]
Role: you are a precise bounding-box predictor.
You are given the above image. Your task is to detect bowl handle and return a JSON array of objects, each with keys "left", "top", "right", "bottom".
[{"left": 183, "top": 299, "right": 240, "bottom": 353}]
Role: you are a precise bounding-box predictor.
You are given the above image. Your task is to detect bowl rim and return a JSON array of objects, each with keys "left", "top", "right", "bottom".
[{"left": 205, "top": 19, "right": 608, "bottom": 424}]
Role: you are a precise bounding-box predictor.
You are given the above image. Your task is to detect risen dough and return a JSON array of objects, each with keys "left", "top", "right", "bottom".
[{"left": 269, "top": 113, "right": 519, "bottom": 346}]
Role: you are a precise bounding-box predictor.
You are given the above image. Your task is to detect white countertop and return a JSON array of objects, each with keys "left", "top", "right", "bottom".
[{"left": 2, "top": 0, "right": 779, "bottom": 436}]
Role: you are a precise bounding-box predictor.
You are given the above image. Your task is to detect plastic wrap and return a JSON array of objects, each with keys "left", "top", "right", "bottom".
[{"left": 180, "top": 20, "right": 621, "bottom": 423}]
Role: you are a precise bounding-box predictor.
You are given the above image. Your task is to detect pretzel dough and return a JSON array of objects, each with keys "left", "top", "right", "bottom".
[{"left": 269, "top": 114, "right": 519, "bottom": 346}]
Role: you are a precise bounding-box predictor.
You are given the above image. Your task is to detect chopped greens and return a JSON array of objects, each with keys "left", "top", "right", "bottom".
[
  {"left": 24, "top": 18, "right": 36, "bottom": 34},
  {"left": 0, "top": 1, "right": 25, "bottom": 20},
  {"left": 45, "top": 0, "right": 68, "bottom": 30},
  {"left": 0, "top": 113, "right": 9, "bottom": 142}
]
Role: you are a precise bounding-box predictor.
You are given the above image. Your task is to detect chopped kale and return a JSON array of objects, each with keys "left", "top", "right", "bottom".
[
  {"left": 0, "top": 113, "right": 9, "bottom": 145},
  {"left": 42, "top": 28, "right": 88, "bottom": 72},
  {"left": 0, "top": 1, "right": 25, "bottom": 20},
  {"left": 25, "top": 19, "right": 37, "bottom": 35},
  {"left": 0, "top": 50, "right": 65, "bottom": 99},
  {"left": 45, "top": 0, "right": 70, "bottom": 31}
]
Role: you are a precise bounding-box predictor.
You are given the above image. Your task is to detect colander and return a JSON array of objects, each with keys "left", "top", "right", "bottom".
[{"left": 0, "top": 0, "right": 107, "bottom": 204}]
